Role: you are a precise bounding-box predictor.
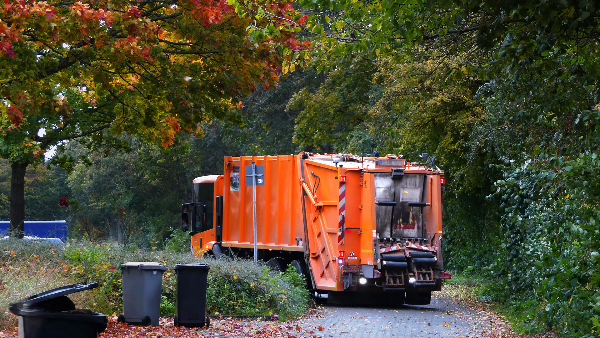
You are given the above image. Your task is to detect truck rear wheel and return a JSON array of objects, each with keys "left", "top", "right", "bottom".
[
  {"left": 290, "top": 260, "right": 305, "bottom": 275},
  {"left": 405, "top": 292, "right": 431, "bottom": 305},
  {"left": 267, "top": 257, "right": 284, "bottom": 271},
  {"left": 290, "top": 259, "right": 313, "bottom": 290}
]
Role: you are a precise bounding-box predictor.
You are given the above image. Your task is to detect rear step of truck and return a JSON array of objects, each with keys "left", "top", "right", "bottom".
[
  {"left": 383, "top": 269, "right": 406, "bottom": 290},
  {"left": 381, "top": 253, "right": 407, "bottom": 290},
  {"left": 379, "top": 242, "right": 440, "bottom": 290}
]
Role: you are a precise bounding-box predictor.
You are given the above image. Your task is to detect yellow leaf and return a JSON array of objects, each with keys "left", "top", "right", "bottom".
[
  {"left": 233, "top": 275, "right": 238, "bottom": 280},
  {"left": 325, "top": 15, "right": 331, "bottom": 23}
]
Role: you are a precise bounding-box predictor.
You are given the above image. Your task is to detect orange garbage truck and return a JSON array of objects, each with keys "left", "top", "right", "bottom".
[{"left": 181, "top": 152, "right": 451, "bottom": 304}]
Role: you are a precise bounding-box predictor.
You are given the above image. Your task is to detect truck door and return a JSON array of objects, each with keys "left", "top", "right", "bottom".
[{"left": 181, "top": 182, "right": 214, "bottom": 234}]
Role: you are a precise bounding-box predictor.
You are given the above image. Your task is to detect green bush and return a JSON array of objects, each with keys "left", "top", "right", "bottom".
[
  {"left": 200, "top": 259, "right": 312, "bottom": 320},
  {"left": 0, "top": 240, "right": 312, "bottom": 331},
  {"left": 486, "top": 152, "right": 600, "bottom": 337}
]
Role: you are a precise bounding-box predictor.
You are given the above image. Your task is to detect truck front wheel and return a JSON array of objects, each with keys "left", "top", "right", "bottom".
[{"left": 212, "top": 244, "right": 222, "bottom": 259}]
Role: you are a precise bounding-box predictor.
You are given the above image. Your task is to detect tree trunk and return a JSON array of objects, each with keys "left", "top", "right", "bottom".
[{"left": 10, "top": 162, "right": 27, "bottom": 238}]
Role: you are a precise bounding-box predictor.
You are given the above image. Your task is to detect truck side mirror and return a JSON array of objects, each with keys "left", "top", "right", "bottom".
[{"left": 181, "top": 203, "right": 191, "bottom": 232}]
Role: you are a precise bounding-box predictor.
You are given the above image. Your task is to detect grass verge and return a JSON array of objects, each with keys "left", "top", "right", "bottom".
[{"left": 0, "top": 238, "right": 312, "bottom": 331}]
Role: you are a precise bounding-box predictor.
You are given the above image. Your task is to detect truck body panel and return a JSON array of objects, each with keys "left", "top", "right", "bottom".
[{"left": 222, "top": 155, "right": 304, "bottom": 250}]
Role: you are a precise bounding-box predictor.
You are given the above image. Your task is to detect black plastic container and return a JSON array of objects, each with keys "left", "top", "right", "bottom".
[
  {"left": 174, "top": 263, "right": 210, "bottom": 327},
  {"left": 8, "top": 282, "right": 107, "bottom": 338}
]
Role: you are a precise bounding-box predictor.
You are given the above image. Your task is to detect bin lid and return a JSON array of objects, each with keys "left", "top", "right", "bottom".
[
  {"left": 174, "top": 263, "right": 210, "bottom": 270},
  {"left": 121, "top": 261, "right": 168, "bottom": 270},
  {"left": 10, "top": 282, "right": 99, "bottom": 310}
]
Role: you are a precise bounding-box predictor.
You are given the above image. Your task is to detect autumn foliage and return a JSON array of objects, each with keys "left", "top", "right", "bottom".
[
  {"left": 0, "top": 0, "right": 309, "bottom": 161},
  {"left": 0, "top": 0, "right": 310, "bottom": 239}
]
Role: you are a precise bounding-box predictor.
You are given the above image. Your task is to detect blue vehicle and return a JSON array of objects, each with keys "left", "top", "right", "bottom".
[{"left": 0, "top": 221, "right": 67, "bottom": 241}]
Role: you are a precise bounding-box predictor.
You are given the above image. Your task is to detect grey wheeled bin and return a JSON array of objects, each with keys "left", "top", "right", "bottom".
[
  {"left": 8, "top": 282, "right": 107, "bottom": 338},
  {"left": 120, "top": 262, "right": 168, "bottom": 326},
  {"left": 173, "top": 263, "right": 210, "bottom": 327}
]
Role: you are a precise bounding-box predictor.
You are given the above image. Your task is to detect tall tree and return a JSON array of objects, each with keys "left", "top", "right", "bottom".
[
  {"left": 295, "top": 0, "right": 600, "bottom": 334},
  {"left": 0, "top": 0, "right": 306, "bottom": 237}
]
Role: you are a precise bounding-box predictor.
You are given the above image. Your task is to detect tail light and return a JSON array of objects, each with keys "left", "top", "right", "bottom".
[{"left": 338, "top": 251, "right": 345, "bottom": 264}]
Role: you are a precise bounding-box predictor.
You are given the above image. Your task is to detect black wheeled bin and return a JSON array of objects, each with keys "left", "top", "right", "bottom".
[
  {"left": 173, "top": 263, "right": 210, "bottom": 327},
  {"left": 8, "top": 282, "right": 107, "bottom": 338},
  {"left": 120, "top": 262, "right": 168, "bottom": 326}
]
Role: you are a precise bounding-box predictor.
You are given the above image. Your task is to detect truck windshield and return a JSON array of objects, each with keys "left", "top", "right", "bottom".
[
  {"left": 193, "top": 182, "right": 214, "bottom": 231},
  {"left": 374, "top": 173, "right": 425, "bottom": 239}
]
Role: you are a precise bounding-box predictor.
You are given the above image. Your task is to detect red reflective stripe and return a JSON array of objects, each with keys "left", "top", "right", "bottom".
[{"left": 338, "top": 182, "right": 346, "bottom": 245}]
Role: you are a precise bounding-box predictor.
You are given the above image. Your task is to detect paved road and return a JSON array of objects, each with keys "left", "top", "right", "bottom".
[{"left": 295, "top": 295, "right": 491, "bottom": 338}]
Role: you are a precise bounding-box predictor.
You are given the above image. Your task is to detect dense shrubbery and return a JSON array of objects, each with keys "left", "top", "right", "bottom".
[
  {"left": 204, "top": 261, "right": 310, "bottom": 320},
  {"left": 480, "top": 152, "right": 600, "bottom": 336},
  {"left": 0, "top": 239, "right": 312, "bottom": 331}
]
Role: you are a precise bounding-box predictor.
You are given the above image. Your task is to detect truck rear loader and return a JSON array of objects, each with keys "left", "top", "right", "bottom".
[{"left": 181, "top": 152, "right": 451, "bottom": 304}]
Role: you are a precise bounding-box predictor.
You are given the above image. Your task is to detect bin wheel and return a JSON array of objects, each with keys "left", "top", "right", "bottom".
[
  {"left": 206, "top": 316, "right": 210, "bottom": 327},
  {"left": 117, "top": 314, "right": 125, "bottom": 323},
  {"left": 174, "top": 315, "right": 178, "bottom": 326},
  {"left": 142, "top": 316, "right": 151, "bottom": 326}
]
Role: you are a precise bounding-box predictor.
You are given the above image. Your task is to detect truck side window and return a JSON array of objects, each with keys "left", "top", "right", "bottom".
[{"left": 194, "top": 182, "right": 214, "bottom": 231}]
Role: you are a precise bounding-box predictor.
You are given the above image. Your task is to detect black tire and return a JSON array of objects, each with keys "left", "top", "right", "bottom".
[
  {"left": 174, "top": 315, "right": 178, "bottom": 327},
  {"left": 212, "top": 244, "right": 222, "bottom": 259},
  {"left": 205, "top": 316, "right": 210, "bottom": 327},
  {"left": 291, "top": 259, "right": 313, "bottom": 290},
  {"left": 117, "top": 314, "right": 125, "bottom": 323},
  {"left": 290, "top": 259, "right": 305, "bottom": 275},
  {"left": 267, "top": 257, "right": 284, "bottom": 271},
  {"left": 141, "top": 316, "right": 151, "bottom": 326},
  {"left": 405, "top": 292, "right": 431, "bottom": 305},
  {"left": 313, "top": 291, "right": 328, "bottom": 305}
]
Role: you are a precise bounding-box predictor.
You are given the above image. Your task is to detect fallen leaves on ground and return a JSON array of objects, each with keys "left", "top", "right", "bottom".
[
  {"left": 436, "top": 285, "right": 558, "bottom": 338},
  {"left": 0, "top": 286, "right": 559, "bottom": 338},
  {"left": 0, "top": 310, "right": 323, "bottom": 338}
]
